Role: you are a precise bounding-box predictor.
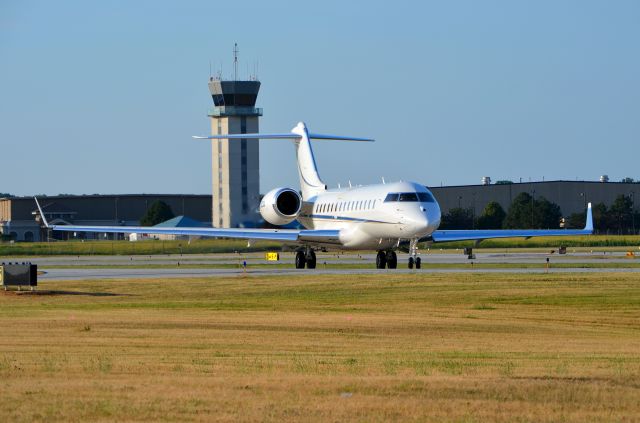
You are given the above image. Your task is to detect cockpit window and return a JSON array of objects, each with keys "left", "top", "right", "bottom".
[
  {"left": 417, "top": 192, "right": 435, "bottom": 203},
  {"left": 398, "top": 192, "right": 419, "bottom": 202},
  {"left": 385, "top": 192, "right": 436, "bottom": 203}
]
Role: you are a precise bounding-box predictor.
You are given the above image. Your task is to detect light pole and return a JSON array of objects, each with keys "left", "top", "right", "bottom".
[
  {"left": 631, "top": 192, "right": 636, "bottom": 235},
  {"left": 531, "top": 190, "right": 536, "bottom": 228},
  {"left": 472, "top": 192, "right": 476, "bottom": 229}
]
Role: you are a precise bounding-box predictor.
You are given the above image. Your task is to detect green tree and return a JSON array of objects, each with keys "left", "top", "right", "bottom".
[
  {"left": 566, "top": 212, "right": 586, "bottom": 229},
  {"left": 503, "top": 192, "right": 534, "bottom": 229},
  {"left": 621, "top": 177, "right": 635, "bottom": 183},
  {"left": 503, "top": 192, "right": 562, "bottom": 229},
  {"left": 475, "top": 201, "right": 506, "bottom": 229},
  {"left": 140, "top": 201, "right": 175, "bottom": 226},
  {"left": 608, "top": 195, "right": 633, "bottom": 234},
  {"left": 591, "top": 202, "right": 609, "bottom": 233},
  {"left": 440, "top": 207, "right": 474, "bottom": 229},
  {"left": 534, "top": 196, "right": 562, "bottom": 229}
]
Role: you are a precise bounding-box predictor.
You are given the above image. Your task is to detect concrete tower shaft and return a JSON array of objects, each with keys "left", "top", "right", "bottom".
[{"left": 208, "top": 78, "right": 262, "bottom": 228}]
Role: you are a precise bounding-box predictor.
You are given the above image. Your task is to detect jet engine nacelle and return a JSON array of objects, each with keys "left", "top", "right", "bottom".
[{"left": 259, "top": 187, "right": 302, "bottom": 226}]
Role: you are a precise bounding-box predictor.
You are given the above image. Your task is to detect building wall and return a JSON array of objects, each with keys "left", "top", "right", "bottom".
[
  {"left": 0, "top": 195, "right": 212, "bottom": 242},
  {"left": 430, "top": 181, "right": 640, "bottom": 217}
]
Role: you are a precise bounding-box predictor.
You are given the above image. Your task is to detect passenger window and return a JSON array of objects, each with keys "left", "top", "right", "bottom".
[{"left": 384, "top": 193, "right": 399, "bottom": 202}]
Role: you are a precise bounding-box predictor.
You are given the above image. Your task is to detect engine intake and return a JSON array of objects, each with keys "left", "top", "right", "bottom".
[{"left": 260, "top": 187, "right": 302, "bottom": 226}]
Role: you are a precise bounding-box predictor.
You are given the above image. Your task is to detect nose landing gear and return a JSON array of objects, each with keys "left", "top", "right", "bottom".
[
  {"left": 407, "top": 238, "right": 421, "bottom": 269},
  {"left": 407, "top": 256, "right": 421, "bottom": 269}
]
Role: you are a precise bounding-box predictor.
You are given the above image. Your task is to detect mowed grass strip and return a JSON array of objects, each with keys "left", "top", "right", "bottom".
[{"left": 1, "top": 273, "right": 639, "bottom": 422}]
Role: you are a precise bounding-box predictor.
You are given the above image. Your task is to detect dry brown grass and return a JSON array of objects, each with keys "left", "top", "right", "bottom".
[{"left": 1, "top": 273, "right": 639, "bottom": 422}]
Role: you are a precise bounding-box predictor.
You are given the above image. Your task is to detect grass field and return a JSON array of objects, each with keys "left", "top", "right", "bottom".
[
  {"left": 1, "top": 234, "right": 639, "bottom": 257},
  {"left": 1, "top": 273, "right": 639, "bottom": 422}
]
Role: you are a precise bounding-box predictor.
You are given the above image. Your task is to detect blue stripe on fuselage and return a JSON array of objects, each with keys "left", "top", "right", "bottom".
[{"left": 300, "top": 214, "right": 395, "bottom": 224}]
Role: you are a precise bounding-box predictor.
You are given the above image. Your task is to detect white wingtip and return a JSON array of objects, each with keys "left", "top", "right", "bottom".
[
  {"left": 585, "top": 202, "right": 593, "bottom": 233},
  {"left": 34, "top": 197, "right": 49, "bottom": 228}
]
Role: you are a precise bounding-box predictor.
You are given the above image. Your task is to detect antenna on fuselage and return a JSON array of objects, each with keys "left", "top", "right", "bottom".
[
  {"left": 348, "top": 180, "right": 352, "bottom": 188},
  {"left": 381, "top": 177, "right": 386, "bottom": 184}
]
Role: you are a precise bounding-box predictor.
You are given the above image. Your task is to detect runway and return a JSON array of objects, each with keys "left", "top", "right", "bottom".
[{"left": 1, "top": 250, "right": 636, "bottom": 281}]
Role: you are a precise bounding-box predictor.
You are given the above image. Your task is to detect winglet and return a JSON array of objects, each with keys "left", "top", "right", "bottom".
[
  {"left": 584, "top": 202, "right": 593, "bottom": 233},
  {"left": 34, "top": 197, "right": 50, "bottom": 228}
]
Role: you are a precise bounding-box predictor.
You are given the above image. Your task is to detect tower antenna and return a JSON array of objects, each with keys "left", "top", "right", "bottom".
[{"left": 233, "top": 43, "right": 239, "bottom": 81}]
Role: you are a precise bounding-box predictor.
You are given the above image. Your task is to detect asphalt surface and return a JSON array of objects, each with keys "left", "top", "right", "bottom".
[{"left": 1, "top": 251, "right": 637, "bottom": 281}]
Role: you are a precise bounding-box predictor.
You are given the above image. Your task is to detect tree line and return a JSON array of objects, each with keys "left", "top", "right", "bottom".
[{"left": 440, "top": 192, "right": 639, "bottom": 234}]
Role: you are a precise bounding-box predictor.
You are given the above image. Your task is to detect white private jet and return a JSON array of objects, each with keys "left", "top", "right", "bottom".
[{"left": 35, "top": 122, "right": 593, "bottom": 269}]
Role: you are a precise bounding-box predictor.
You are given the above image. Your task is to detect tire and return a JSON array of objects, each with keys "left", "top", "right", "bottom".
[
  {"left": 376, "top": 251, "right": 387, "bottom": 269},
  {"left": 415, "top": 257, "right": 421, "bottom": 269},
  {"left": 306, "top": 250, "right": 317, "bottom": 269},
  {"left": 295, "top": 251, "right": 306, "bottom": 269},
  {"left": 408, "top": 257, "right": 414, "bottom": 269},
  {"left": 386, "top": 251, "right": 397, "bottom": 269}
]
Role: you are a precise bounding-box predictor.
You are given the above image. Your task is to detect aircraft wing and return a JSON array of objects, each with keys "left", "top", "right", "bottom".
[
  {"left": 430, "top": 203, "right": 593, "bottom": 243},
  {"left": 34, "top": 198, "right": 341, "bottom": 245}
]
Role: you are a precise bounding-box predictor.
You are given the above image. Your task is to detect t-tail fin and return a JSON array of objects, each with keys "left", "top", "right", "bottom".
[
  {"left": 290, "top": 122, "right": 326, "bottom": 199},
  {"left": 193, "top": 122, "right": 373, "bottom": 200}
]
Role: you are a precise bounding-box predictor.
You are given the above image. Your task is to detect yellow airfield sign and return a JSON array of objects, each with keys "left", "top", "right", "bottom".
[{"left": 265, "top": 252, "right": 280, "bottom": 261}]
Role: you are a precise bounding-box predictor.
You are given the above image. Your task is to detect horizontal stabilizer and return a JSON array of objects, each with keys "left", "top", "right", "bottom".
[{"left": 193, "top": 133, "right": 373, "bottom": 142}]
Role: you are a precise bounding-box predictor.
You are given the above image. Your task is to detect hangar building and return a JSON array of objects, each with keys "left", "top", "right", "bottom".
[
  {"left": 0, "top": 195, "right": 211, "bottom": 242},
  {"left": 429, "top": 180, "right": 639, "bottom": 217}
]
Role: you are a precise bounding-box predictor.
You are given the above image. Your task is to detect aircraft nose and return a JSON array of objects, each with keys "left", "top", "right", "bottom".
[{"left": 406, "top": 209, "right": 430, "bottom": 233}]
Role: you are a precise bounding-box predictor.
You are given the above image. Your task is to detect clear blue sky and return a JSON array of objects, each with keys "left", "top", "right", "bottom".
[{"left": 1, "top": 0, "right": 639, "bottom": 196}]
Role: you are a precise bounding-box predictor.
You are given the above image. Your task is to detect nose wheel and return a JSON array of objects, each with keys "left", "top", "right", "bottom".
[
  {"left": 407, "top": 238, "right": 421, "bottom": 269},
  {"left": 407, "top": 256, "right": 421, "bottom": 269}
]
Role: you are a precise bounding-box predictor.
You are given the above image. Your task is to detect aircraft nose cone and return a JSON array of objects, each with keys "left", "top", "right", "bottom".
[{"left": 405, "top": 212, "right": 430, "bottom": 235}]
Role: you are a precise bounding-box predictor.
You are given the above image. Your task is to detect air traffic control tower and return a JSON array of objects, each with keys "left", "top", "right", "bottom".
[{"left": 208, "top": 77, "right": 262, "bottom": 228}]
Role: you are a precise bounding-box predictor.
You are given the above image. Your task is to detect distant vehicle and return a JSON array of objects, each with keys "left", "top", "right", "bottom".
[{"left": 35, "top": 122, "right": 593, "bottom": 269}]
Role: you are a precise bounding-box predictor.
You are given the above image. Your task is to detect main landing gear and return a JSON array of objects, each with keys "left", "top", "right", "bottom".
[
  {"left": 375, "top": 250, "right": 398, "bottom": 269},
  {"left": 295, "top": 248, "right": 316, "bottom": 269}
]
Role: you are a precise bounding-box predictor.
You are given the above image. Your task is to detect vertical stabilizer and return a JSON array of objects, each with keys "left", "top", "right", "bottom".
[{"left": 290, "top": 122, "right": 326, "bottom": 199}]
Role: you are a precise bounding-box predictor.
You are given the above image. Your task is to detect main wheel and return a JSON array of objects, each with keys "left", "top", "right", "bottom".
[
  {"left": 306, "top": 250, "right": 317, "bottom": 269},
  {"left": 295, "top": 251, "right": 306, "bottom": 269},
  {"left": 408, "top": 257, "right": 414, "bottom": 269},
  {"left": 415, "top": 257, "right": 421, "bottom": 269},
  {"left": 375, "top": 251, "right": 387, "bottom": 269},
  {"left": 386, "top": 251, "right": 397, "bottom": 269}
]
